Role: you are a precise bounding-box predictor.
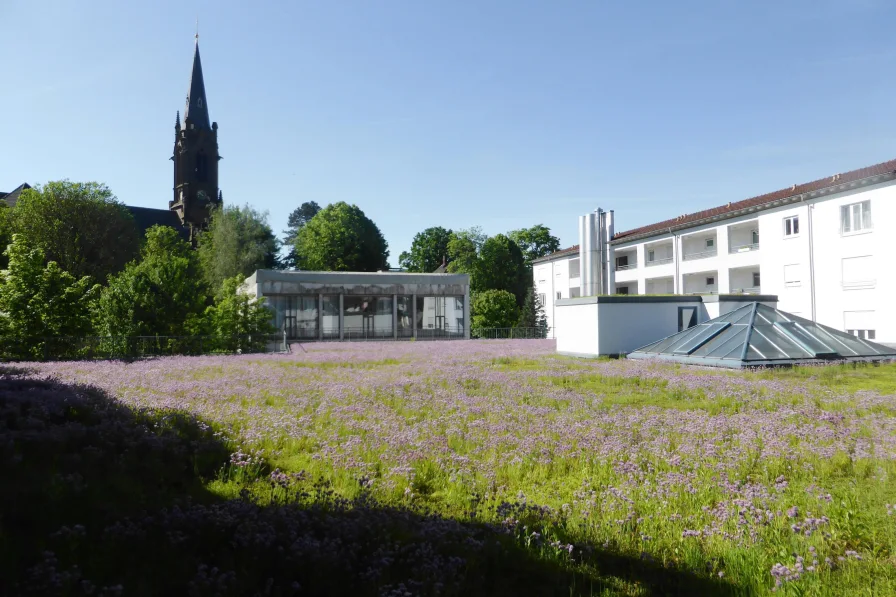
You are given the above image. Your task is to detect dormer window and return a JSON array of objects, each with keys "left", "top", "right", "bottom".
[{"left": 198, "top": 98, "right": 203, "bottom": 108}]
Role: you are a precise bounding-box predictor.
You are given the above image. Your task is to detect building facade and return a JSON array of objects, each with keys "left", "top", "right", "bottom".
[
  {"left": 244, "top": 270, "right": 471, "bottom": 341},
  {"left": 535, "top": 159, "right": 896, "bottom": 344}
]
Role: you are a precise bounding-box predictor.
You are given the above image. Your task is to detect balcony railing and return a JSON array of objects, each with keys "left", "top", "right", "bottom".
[
  {"left": 731, "top": 286, "right": 762, "bottom": 295},
  {"left": 646, "top": 257, "right": 674, "bottom": 267},
  {"left": 682, "top": 248, "right": 717, "bottom": 261},
  {"left": 729, "top": 242, "right": 760, "bottom": 254},
  {"left": 615, "top": 261, "right": 638, "bottom": 271}
]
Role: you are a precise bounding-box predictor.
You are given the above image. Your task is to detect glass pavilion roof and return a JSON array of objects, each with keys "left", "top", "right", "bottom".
[{"left": 628, "top": 303, "right": 896, "bottom": 368}]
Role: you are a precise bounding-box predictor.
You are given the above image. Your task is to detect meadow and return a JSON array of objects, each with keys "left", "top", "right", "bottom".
[{"left": 3, "top": 340, "right": 895, "bottom": 596}]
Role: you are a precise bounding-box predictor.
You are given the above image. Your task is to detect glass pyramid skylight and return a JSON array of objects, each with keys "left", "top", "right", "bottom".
[{"left": 628, "top": 303, "right": 896, "bottom": 368}]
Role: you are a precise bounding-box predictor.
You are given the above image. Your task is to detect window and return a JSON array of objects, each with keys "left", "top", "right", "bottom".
[
  {"left": 617, "top": 286, "right": 629, "bottom": 295},
  {"left": 784, "top": 264, "right": 800, "bottom": 287},
  {"left": 568, "top": 258, "right": 581, "bottom": 278},
  {"left": 648, "top": 249, "right": 655, "bottom": 262},
  {"left": 195, "top": 152, "right": 208, "bottom": 182},
  {"left": 847, "top": 329, "right": 876, "bottom": 340},
  {"left": 842, "top": 256, "right": 875, "bottom": 289},
  {"left": 783, "top": 216, "right": 799, "bottom": 237},
  {"left": 752, "top": 272, "right": 761, "bottom": 288},
  {"left": 615, "top": 255, "right": 629, "bottom": 269},
  {"left": 841, "top": 200, "right": 872, "bottom": 234},
  {"left": 751, "top": 230, "right": 759, "bottom": 245},
  {"left": 706, "top": 276, "right": 715, "bottom": 286},
  {"left": 538, "top": 293, "right": 546, "bottom": 307},
  {"left": 705, "top": 238, "right": 714, "bottom": 249},
  {"left": 569, "top": 287, "right": 581, "bottom": 298},
  {"left": 556, "top": 291, "right": 561, "bottom": 300}
]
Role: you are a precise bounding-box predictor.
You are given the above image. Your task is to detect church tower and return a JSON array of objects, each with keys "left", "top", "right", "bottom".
[{"left": 170, "top": 35, "right": 221, "bottom": 239}]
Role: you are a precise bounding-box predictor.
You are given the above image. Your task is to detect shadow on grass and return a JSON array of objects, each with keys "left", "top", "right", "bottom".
[{"left": 0, "top": 368, "right": 737, "bottom": 596}]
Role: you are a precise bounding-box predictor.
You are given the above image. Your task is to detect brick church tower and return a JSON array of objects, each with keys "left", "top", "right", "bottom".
[{"left": 170, "top": 35, "right": 221, "bottom": 239}]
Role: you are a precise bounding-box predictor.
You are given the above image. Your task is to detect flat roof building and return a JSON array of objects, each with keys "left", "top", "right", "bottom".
[{"left": 243, "top": 270, "right": 471, "bottom": 341}]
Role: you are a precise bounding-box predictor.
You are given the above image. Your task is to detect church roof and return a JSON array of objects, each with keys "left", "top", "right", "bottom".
[
  {"left": 1, "top": 183, "right": 32, "bottom": 207},
  {"left": 628, "top": 303, "right": 896, "bottom": 368},
  {"left": 184, "top": 40, "right": 211, "bottom": 130},
  {"left": 127, "top": 206, "right": 190, "bottom": 240}
]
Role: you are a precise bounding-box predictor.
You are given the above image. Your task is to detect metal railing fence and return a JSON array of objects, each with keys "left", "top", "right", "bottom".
[
  {"left": 0, "top": 334, "right": 288, "bottom": 362},
  {"left": 682, "top": 248, "right": 718, "bottom": 261},
  {"left": 471, "top": 327, "right": 552, "bottom": 340}
]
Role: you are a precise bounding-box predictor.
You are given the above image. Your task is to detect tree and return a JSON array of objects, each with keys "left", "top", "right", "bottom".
[
  {"left": 203, "top": 276, "right": 276, "bottom": 351},
  {"left": 293, "top": 202, "right": 389, "bottom": 271},
  {"left": 11, "top": 181, "right": 140, "bottom": 281},
  {"left": 477, "top": 234, "right": 528, "bottom": 306},
  {"left": 399, "top": 226, "right": 453, "bottom": 272},
  {"left": 471, "top": 289, "right": 519, "bottom": 330},
  {"left": 518, "top": 285, "right": 548, "bottom": 332},
  {"left": 94, "top": 226, "right": 207, "bottom": 340},
  {"left": 0, "top": 234, "right": 100, "bottom": 358},
  {"left": 282, "top": 201, "right": 321, "bottom": 268},
  {"left": 508, "top": 224, "right": 561, "bottom": 267},
  {"left": 197, "top": 204, "right": 280, "bottom": 290}
]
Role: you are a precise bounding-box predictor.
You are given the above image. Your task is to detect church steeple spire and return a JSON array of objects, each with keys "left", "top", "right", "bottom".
[
  {"left": 171, "top": 33, "right": 220, "bottom": 241},
  {"left": 183, "top": 38, "right": 210, "bottom": 130}
]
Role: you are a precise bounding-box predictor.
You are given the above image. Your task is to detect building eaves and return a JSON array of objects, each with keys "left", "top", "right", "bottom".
[
  {"left": 532, "top": 245, "right": 580, "bottom": 264},
  {"left": 611, "top": 158, "right": 896, "bottom": 245}
]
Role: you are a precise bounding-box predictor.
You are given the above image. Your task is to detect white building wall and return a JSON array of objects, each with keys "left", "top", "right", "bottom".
[{"left": 537, "top": 177, "right": 896, "bottom": 343}]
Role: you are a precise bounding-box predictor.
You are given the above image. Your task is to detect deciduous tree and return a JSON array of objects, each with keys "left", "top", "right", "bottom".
[
  {"left": 197, "top": 204, "right": 280, "bottom": 290},
  {"left": 11, "top": 181, "right": 140, "bottom": 281},
  {"left": 399, "top": 226, "right": 453, "bottom": 272},
  {"left": 293, "top": 202, "right": 389, "bottom": 271},
  {"left": 0, "top": 235, "right": 100, "bottom": 357},
  {"left": 95, "top": 226, "right": 207, "bottom": 339},
  {"left": 477, "top": 234, "right": 528, "bottom": 306},
  {"left": 282, "top": 201, "right": 321, "bottom": 268},
  {"left": 508, "top": 224, "right": 560, "bottom": 267},
  {"left": 471, "top": 289, "right": 519, "bottom": 330}
]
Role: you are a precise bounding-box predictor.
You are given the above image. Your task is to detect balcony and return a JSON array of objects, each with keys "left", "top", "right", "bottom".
[
  {"left": 682, "top": 248, "right": 717, "bottom": 261},
  {"left": 615, "top": 261, "right": 638, "bottom": 271},
  {"left": 729, "top": 242, "right": 759, "bottom": 254},
  {"left": 646, "top": 256, "right": 673, "bottom": 267},
  {"left": 730, "top": 286, "right": 762, "bottom": 294}
]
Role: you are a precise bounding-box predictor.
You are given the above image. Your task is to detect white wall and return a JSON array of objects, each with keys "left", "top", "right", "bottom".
[{"left": 554, "top": 301, "right": 599, "bottom": 355}]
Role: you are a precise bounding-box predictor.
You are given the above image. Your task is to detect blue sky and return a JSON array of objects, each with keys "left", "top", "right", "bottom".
[{"left": 2, "top": 0, "right": 895, "bottom": 262}]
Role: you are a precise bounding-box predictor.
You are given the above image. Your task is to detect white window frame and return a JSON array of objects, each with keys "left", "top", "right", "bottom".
[
  {"left": 752, "top": 272, "right": 761, "bottom": 288},
  {"left": 647, "top": 249, "right": 655, "bottom": 262},
  {"left": 783, "top": 216, "right": 800, "bottom": 238},
  {"left": 840, "top": 200, "right": 872, "bottom": 236},
  {"left": 706, "top": 276, "right": 715, "bottom": 286},
  {"left": 705, "top": 238, "right": 715, "bottom": 249}
]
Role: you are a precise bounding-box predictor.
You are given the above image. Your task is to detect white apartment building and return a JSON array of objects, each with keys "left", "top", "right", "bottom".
[{"left": 534, "top": 158, "right": 896, "bottom": 344}]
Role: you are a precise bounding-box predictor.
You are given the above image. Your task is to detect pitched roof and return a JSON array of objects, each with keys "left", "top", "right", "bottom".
[
  {"left": 532, "top": 245, "right": 579, "bottom": 264},
  {"left": 613, "top": 158, "right": 896, "bottom": 243},
  {"left": 127, "top": 206, "right": 190, "bottom": 240},
  {"left": 184, "top": 40, "right": 211, "bottom": 130},
  {"left": 1, "top": 183, "right": 32, "bottom": 207}
]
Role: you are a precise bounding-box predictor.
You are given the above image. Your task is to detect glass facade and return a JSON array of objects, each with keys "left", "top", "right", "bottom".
[
  {"left": 269, "top": 295, "right": 318, "bottom": 339},
  {"left": 397, "top": 296, "right": 413, "bottom": 338},
  {"left": 268, "top": 293, "right": 466, "bottom": 341},
  {"left": 415, "top": 296, "right": 464, "bottom": 338},
  {"left": 321, "top": 295, "right": 340, "bottom": 339}
]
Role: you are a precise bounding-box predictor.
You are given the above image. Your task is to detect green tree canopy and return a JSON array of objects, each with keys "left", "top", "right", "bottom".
[
  {"left": 471, "top": 289, "right": 519, "bottom": 329},
  {"left": 294, "top": 202, "right": 389, "bottom": 271},
  {"left": 508, "top": 224, "right": 561, "bottom": 267},
  {"left": 282, "top": 201, "right": 321, "bottom": 268},
  {"left": 0, "top": 234, "right": 100, "bottom": 357},
  {"left": 477, "top": 234, "right": 528, "bottom": 306},
  {"left": 518, "top": 285, "right": 548, "bottom": 331},
  {"left": 197, "top": 204, "right": 280, "bottom": 291},
  {"left": 399, "top": 226, "right": 453, "bottom": 272},
  {"left": 95, "top": 226, "right": 207, "bottom": 338},
  {"left": 203, "top": 276, "right": 276, "bottom": 343},
  {"left": 11, "top": 181, "right": 140, "bottom": 281}
]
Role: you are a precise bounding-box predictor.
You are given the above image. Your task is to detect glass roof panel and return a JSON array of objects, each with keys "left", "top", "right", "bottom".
[
  {"left": 692, "top": 325, "right": 748, "bottom": 358},
  {"left": 672, "top": 322, "right": 731, "bottom": 355}
]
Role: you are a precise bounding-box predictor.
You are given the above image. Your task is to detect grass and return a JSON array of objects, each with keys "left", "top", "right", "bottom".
[{"left": 6, "top": 343, "right": 896, "bottom": 595}]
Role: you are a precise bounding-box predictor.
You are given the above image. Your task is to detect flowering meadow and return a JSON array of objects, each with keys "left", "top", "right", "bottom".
[{"left": 3, "top": 340, "right": 896, "bottom": 596}]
